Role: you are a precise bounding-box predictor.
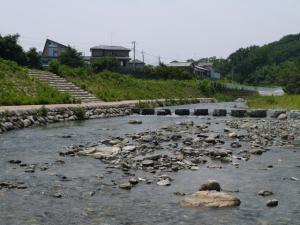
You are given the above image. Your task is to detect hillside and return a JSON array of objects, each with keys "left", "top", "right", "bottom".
[
  {"left": 0, "top": 59, "right": 74, "bottom": 105},
  {"left": 214, "top": 33, "right": 300, "bottom": 93}
]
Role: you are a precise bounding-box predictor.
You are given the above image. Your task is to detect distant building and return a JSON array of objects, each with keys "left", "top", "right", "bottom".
[
  {"left": 167, "top": 61, "right": 221, "bottom": 80},
  {"left": 90, "top": 45, "right": 131, "bottom": 68},
  {"left": 41, "top": 39, "right": 67, "bottom": 66},
  {"left": 129, "top": 59, "right": 145, "bottom": 70},
  {"left": 196, "top": 62, "right": 221, "bottom": 80}
]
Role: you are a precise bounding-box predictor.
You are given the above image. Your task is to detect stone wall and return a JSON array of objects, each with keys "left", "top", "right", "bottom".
[{"left": 0, "top": 104, "right": 132, "bottom": 134}]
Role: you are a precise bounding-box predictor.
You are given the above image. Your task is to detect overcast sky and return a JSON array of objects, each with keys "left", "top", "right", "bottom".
[{"left": 1, "top": 0, "right": 299, "bottom": 64}]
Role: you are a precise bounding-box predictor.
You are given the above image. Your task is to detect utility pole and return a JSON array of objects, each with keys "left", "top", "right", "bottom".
[
  {"left": 132, "top": 41, "right": 136, "bottom": 71},
  {"left": 158, "top": 56, "right": 161, "bottom": 65},
  {"left": 141, "top": 50, "right": 145, "bottom": 63}
]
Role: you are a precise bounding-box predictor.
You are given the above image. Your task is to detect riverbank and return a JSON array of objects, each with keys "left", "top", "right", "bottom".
[{"left": 247, "top": 95, "right": 300, "bottom": 109}]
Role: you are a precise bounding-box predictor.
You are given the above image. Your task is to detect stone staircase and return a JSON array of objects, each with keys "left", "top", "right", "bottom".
[{"left": 29, "top": 70, "right": 100, "bottom": 103}]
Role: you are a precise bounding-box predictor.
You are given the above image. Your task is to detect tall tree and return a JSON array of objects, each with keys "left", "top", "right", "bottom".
[
  {"left": 58, "top": 46, "right": 84, "bottom": 67},
  {"left": 0, "top": 34, "right": 27, "bottom": 65},
  {"left": 26, "top": 48, "right": 42, "bottom": 69}
]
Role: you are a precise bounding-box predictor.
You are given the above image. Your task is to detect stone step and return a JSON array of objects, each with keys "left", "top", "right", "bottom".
[{"left": 29, "top": 69, "right": 100, "bottom": 102}]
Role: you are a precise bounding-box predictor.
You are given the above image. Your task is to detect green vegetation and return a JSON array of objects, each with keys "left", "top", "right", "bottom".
[
  {"left": 51, "top": 64, "right": 252, "bottom": 102},
  {"left": 0, "top": 59, "right": 75, "bottom": 105},
  {"left": 136, "top": 98, "right": 202, "bottom": 108},
  {"left": 71, "top": 107, "right": 86, "bottom": 120},
  {"left": 247, "top": 95, "right": 300, "bottom": 109},
  {"left": 213, "top": 33, "right": 300, "bottom": 94},
  {"left": 58, "top": 46, "right": 85, "bottom": 67}
]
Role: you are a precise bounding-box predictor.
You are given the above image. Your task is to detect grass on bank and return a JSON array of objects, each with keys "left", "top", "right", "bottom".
[
  {"left": 53, "top": 65, "right": 253, "bottom": 102},
  {"left": 247, "top": 95, "right": 300, "bottom": 109},
  {"left": 0, "top": 59, "right": 75, "bottom": 105}
]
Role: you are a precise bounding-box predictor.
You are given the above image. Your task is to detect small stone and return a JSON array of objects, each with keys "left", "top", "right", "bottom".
[
  {"left": 174, "top": 191, "right": 186, "bottom": 196},
  {"left": 190, "top": 166, "right": 199, "bottom": 171},
  {"left": 119, "top": 182, "right": 132, "bottom": 190},
  {"left": 199, "top": 180, "right": 221, "bottom": 192},
  {"left": 128, "top": 120, "right": 143, "bottom": 125},
  {"left": 129, "top": 177, "right": 139, "bottom": 185},
  {"left": 157, "top": 179, "right": 171, "bottom": 186},
  {"left": 229, "top": 132, "right": 237, "bottom": 138},
  {"left": 141, "top": 160, "right": 154, "bottom": 167},
  {"left": 266, "top": 199, "right": 278, "bottom": 207},
  {"left": 277, "top": 113, "right": 287, "bottom": 120},
  {"left": 9, "top": 160, "right": 22, "bottom": 164},
  {"left": 290, "top": 177, "right": 298, "bottom": 181},
  {"left": 53, "top": 193, "right": 63, "bottom": 198},
  {"left": 258, "top": 190, "right": 273, "bottom": 197}
]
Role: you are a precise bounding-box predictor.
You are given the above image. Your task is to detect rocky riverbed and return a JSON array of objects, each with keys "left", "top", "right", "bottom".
[{"left": 0, "top": 103, "right": 299, "bottom": 225}]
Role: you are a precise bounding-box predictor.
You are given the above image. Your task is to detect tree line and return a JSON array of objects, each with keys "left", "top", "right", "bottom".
[{"left": 213, "top": 33, "right": 300, "bottom": 94}]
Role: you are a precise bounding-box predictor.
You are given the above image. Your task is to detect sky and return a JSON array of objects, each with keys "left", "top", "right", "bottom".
[{"left": 0, "top": 0, "right": 299, "bottom": 64}]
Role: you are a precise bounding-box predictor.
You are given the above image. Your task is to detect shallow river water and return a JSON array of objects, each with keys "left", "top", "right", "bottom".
[{"left": 0, "top": 103, "right": 299, "bottom": 225}]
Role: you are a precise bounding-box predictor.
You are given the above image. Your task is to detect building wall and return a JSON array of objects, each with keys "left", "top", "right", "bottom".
[{"left": 91, "top": 49, "right": 130, "bottom": 57}]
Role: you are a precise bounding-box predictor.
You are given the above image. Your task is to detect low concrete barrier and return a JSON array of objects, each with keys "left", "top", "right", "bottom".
[
  {"left": 157, "top": 109, "right": 171, "bottom": 116},
  {"left": 269, "top": 110, "right": 286, "bottom": 118},
  {"left": 231, "top": 109, "right": 247, "bottom": 118},
  {"left": 249, "top": 109, "right": 267, "bottom": 118},
  {"left": 175, "top": 109, "right": 190, "bottom": 116},
  {"left": 213, "top": 109, "right": 227, "bottom": 117},
  {"left": 141, "top": 108, "right": 155, "bottom": 115},
  {"left": 131, "top": 108, "right": 141, "bottom": 114},
  {"left": 194, "top": 109, "right": 209, "bottom": 116}
]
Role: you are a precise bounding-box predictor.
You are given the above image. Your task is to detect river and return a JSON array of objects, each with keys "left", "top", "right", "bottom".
[{"left": 0, "top": 102, "right": 299, "bottom": 225}]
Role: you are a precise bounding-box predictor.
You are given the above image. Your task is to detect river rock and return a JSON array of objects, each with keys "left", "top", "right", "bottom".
[
  {"left": 266, "top": 199, "right": 278, "bottom": 207},
  {"left": 277, "top": 113, "right": 287, "bottom": 120},
  {"left": 258, "top": 190, "right": 273, "bottom": 197},
  {"left": 270, "top": 110, "right": 286, "bottom": 118},
  {"left": 194, "top": 109, "right": 209, "bottom": 116},
  {"left": 141, "top": 160, "right": 154, "bottom": 167},
  {"left": 128, "top": 120, "right": 143, "bottom": 125},
  {"left": 157, "top": 179, "right": 171, "bottom": 186},
  {"left": 175, "top": 109, "right": 190, "bottom": 116},
  {"left": 119, "top": 182, "right": 132, "bottom": 190},
  {"left": 180, "top": 191, "right": 241, "bottom": 208},
  {"left": 122, "top": 146, "right": 136, "bottom": 152},
  {"left": 79, "top": 146, "right": 120, "bottom": 159},
  {"left": 199, "top": 180, "right": 221, "bottom": 192}
]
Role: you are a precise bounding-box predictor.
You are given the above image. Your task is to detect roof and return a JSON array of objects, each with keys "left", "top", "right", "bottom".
[
  {"left": 90, "top": 45, "right": 131, "bottom": 51},
  {"left": 166, "top": 62, "right": 193, "bottom": 67},
  {"left": 197, "top": 62, "right": 213, "bottom": 67},
  {"left": 194, "top": 65, "right": 209, "bottom": 71},
  {"left": 130, "top": 59, "right": 145, "bottom": 64},
  {"left": 42, "top": 39, "right": 67, "bottom": 57}
]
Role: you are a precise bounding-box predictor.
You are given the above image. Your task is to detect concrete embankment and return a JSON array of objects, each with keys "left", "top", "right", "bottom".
[{"left": 0, "top": 103, "right": 133, "bottom": 134}]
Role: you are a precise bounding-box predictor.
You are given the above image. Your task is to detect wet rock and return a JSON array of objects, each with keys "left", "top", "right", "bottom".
[
  {"left": 128, "top": 120, "right": 143, "bottom": 125},
  {"left": 141, "top": 108, "right": 155, "bottom": 115},
  {"left": 231, "top": 109, "right": 247, "bottom": 118},
  {"left": 231, "top": 142, "right": 242, "bottom": 148},
  {"left": 258, "top": 190, "right": 273, "bottom": 197},
  {"left": 199, "top": 180, "right": 221, "bottom": 192},
  {"left": 277, "top": 113, "right": 287, "bottom": 120},
  {"left": 266, "top": 199, "right": 278, "bottom": 207},
  {"left": 190, "top": 166, "right": 199, "bottom": 171},
  {"left": 119, "top": 182, "right": 132, "bottom": 190},
  {"left": 79, "top": 146, "right": 120, "bottom": 159},
  {"left": 53, "top": 193, "right": 63, "bottom": 198},
  {"left": 174, "top": 191, "right": 186, "bottom": 196},
  {"left": 175, "top": 109, "right": 190, "bottom": 116},
  {"left": 248, "top": 149, "right": 263, "bottom": 155},
  {"left": 229, "top": 132, "right": 238, "bottom": 138},
  {"left": 270, "top": 110, "right": 286, "bottom": 118},
  {"left": 129, "top": 177, "right": 139, "bottom": 185},
  {"left": 180, "top": 191, "right": 241, "bottom": 208},
  {"left": 82, "top": 191, "right": 96, "bottom": 198},
  {"left": 141, "top": 160, "right": 154, "bottom": 167},
  {"left": 212, "top": 109, "right": 227, "bottom": 117},
  {"left": 157, "top": 179, "right": 171, "bottom": 186},
  {"left": 8, "top": 160, "right": 22, "bottom": 164},
  {"left": 290, "top": 177, "right": 298, "bottom": 181},
  {"left": 194, "top": 109, "right": 209, "bottom": 116},
  {"left": 122, "top": 146, "right": 136, "bottom": 152}
]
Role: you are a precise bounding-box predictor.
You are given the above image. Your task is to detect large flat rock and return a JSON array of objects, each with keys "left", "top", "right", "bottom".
[{"left": 180, "top": 191, "right": 241, "bottom": 208}]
